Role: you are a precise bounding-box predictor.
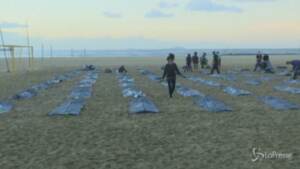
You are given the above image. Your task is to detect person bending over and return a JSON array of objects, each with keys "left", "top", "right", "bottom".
[
  {"left": 162, "top": 53, "right": 185, "bottom": 98},
  {"left": 286, "top": 60, "right": 300, "bottom": 80},
  {"left": 118, "top": 65, "right": 127, "bottom": 73}
]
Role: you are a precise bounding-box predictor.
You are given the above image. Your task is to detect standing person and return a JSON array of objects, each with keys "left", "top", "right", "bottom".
[
  {"left": 286, "top": 60, "right": 300, "bottom": 80},
  {"left": 192, "top": 52, "right": 199, "bottom": 72},
  {"left": 210, "top": 51, "right": 221, "bottom": 74},
  {"left": 254, "top": 51, "right": 263, "bottom": 71},
  {"left": 186, "top": 53, "right": 192, "bottom": 72},
  {"left": 162, "top": 53, "right": 185, "bottom": 98},
  {"left": 200, "top": 52, "right": 208, "bottom": 69}
]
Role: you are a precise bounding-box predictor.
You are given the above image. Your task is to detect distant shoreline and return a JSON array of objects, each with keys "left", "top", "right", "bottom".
[{"left": 1, "top": 48, "right": 300, "bottom": 58}]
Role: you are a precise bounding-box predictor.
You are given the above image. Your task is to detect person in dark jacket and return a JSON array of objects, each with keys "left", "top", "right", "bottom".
[
  {"left": 254, "top": 51, "right": 263, "bottom": 71},
  {"left": 162, "top": 53, "right": 185, "bottom": 98},
  {"left": 200, "top": 52, "right": 208, "bottom": 69},
  {"left": 262, "top": 54, "right": 274, "bottom": 73},
  {"left": 192, "top": 52, "right": 199, "bottom": 72},
  {"left": 186, "top": 54, "right": 192, "bottom": 72},
  {"left": 84, "top": 64, "right": 96, "bottom": 71},
  {"left": 210, "top": 51, "right": 221, "bottom": 74},
  {"left": 118, "top": 65, "right": 127, "bottom": 73},
  {"left": 287, "top": 60, "right": 300, "bottom": 79}
]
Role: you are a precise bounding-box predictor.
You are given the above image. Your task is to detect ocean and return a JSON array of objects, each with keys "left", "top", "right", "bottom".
[{"left": 1, "top": 48, "right": 300, "bottom": 58}]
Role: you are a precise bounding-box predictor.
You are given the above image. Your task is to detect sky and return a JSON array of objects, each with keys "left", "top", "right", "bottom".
[{"left": 0, "top": 0, "right": 300, "bottom": 49}]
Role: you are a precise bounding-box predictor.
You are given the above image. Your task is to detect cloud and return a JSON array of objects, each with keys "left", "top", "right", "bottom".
[
  {"left": 145, "top": 9, "right": 174, "bottom": 18},
  {"left": 103, "top": 11, "right": 122, "bottom": 18},
  {"left": 159, "top": 1, "right": 178, "bottom": 8},
  {"left": 187, "top": 0, "right": 243, "bottom": 13},
  {"left": 0, "top": 22, "right": 28, "bottom": 29},
  {"left": 143, "top": 1, "right": 177, "bottom": 19}
]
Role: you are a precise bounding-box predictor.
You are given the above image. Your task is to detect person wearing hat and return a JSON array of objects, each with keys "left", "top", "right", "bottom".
[
  {"left": 286, "top": 60, "right": 300, "bottom": 79},
  {"left": 161, "top": 53, "right": 185, "bottom": 98}
]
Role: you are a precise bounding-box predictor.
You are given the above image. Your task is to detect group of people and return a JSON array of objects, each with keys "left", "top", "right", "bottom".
[
  {"left": 185, "top": 51, "right": 221, "bottom": 74},
  {"left": 161, "top": 52, "right": 221, "bottom": 98},
  {"left": 117, "top": 51, "right": 299, "bottom": 99},
  {"left": 185, "top": 52, "right": 208, "bottom": 72},
  {"left": 253, "top": 52, "right": 299, "bottom": 80},
  {"left": 253, "top": 52, "right": 274, "bottom": 73},
  {"left": 161, "top": 52, "right": 299, "bottom": 98}
]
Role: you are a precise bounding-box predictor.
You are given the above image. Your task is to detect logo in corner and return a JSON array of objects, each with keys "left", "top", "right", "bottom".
[{"left": 252, "top": 148, "right": 264, "bottom": 162}]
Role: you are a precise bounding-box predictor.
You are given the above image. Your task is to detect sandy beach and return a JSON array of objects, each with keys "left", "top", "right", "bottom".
[{"left": 0, "top": 56, "right": 299, "bottom": 169}]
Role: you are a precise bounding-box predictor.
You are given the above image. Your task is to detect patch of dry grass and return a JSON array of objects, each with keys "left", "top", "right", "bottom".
[{"left": 0, "top": 56, "right": 299, "bottom": 169}]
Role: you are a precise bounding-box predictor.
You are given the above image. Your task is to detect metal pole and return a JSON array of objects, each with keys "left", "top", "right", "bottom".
[
  {"left": 41, "top": 43, "right": 44, "bottom": 62},
  {"left": 0, "top": 28, "right": 10, "bottom": 72},
  {"left": 50, "top": 45, "right": 53, "bottom": 57},
  {"left": 31, "top": 47, "right": 34, "bottom": 65},
  {"left": 71, "top": 48, "right": 74, "bottom": 57},
  {"left": 26, "top": 22, "right": 32, "bottom": 69},
  {"left": 10, "top": 47, "right": 16, "bottom": 72},
  {"left": 83, "top": 48, "right": 86, "bottom": 57}
]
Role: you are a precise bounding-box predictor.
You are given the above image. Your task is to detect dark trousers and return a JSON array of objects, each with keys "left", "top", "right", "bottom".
[
  {"left": 211, "top": 64, "right": 220, "bottom": 74},
  {"left": 167, "top": 78, "right": 176, "bottom": 97}
]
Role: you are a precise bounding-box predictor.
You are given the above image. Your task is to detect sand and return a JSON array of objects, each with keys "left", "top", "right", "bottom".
[{"left": 0, "top": 56, "right": 299, "bottom": 169}]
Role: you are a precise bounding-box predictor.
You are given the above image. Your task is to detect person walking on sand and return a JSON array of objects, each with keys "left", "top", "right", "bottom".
[
  {"left": 210, "top": 51, "right": 221, "bottom": 74},
  {"left": 161, "top": 53, "right": 186, "bottom": 98},
  {"left": 286, "top": 60, "right": 300, "bottom": 80},
  {"left": 186, "top": 53, "right": 192, "bottom": 72},
  {"left": 192, "top": 52, "right": 199, "bottom": 72}
]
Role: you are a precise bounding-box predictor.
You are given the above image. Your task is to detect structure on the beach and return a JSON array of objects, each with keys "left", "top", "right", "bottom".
[
  {"left": 0, "top": 25, "right": 34, "bottom": 73},
  {"left": 0, "top": 44, "right": 34, "bottom": 72}
]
